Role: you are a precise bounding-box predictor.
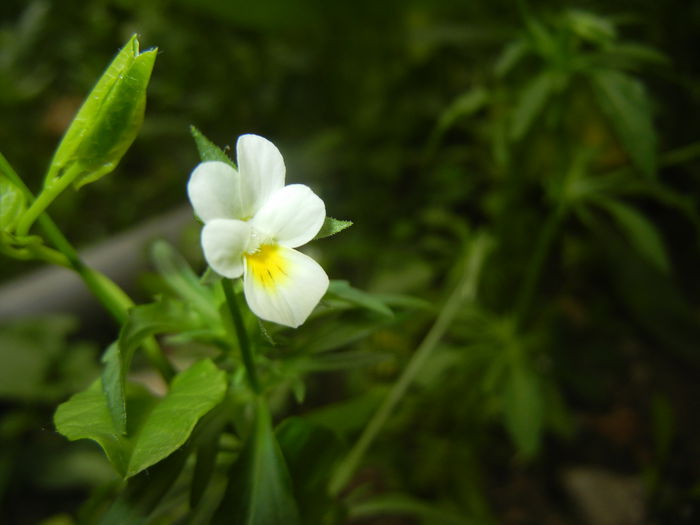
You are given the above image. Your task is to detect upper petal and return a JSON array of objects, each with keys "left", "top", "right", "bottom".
[
  {"left": 250, "top": 184, "right": 325, "bottom": 248},
  {"left": 201, "top": 219, "right": 251, "bottom": 278},
  {"left": 243, "top": 245, "right": 329, "bottom": 328},
  {"left": 236, "top": 134, "right": 286, "bottom": 216},
  {"left": 188, "top": 161, "right": 246, "bottom": 222}
]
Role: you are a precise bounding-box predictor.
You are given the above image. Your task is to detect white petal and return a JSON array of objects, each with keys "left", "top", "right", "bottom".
[
  {"left": 250, "top": 184, "right": 325, "bottom": 248},
  {"left": 187, "top": 161, "right": 247, "bottom": 222},
  {"left": 236, "top": 134, "right": 286, "bottom": 216},
  {"left": 201, "top": 219, "right": 251, "bottom": 278},
  {"left": 243, "top": 245, "right": 329, "bottom": 328}
]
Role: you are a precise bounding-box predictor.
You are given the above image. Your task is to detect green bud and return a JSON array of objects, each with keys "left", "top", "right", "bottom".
[{"left": 46, "top": 35, "right": 157, "bottom": 189}]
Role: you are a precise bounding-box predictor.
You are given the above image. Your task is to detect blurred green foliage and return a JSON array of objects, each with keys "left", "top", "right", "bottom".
[{"left": 2, "top": 0, "right": 700, "bottom": 523}]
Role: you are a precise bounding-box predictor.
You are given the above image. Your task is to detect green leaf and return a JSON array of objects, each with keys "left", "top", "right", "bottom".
[
  {"left": 503, "top": 363, "right": 544, "bottom": 459},
  {"left": 276, "top": 417, "right": 342, "bottom": 523},
  {"left": 213, "top": 398, "right": 300, "bottom": 525},
  {"left": 598, "top": 199, "right": 670, "bottom": 273},
  {"left": 495, "top": 39, "right": 529, "bottom": 77},
  {"left": 0, "top": 171, "right": 26, "bottom": 232},
  {"left": 314, "top": 217, "right": 353, "bottom": 240},
  {"left": 55, "top": 359, "right": 226, "bottom": 478},
  {"left": 510, "top": 71, "right": 556, "bottom": 141},
  {"left": 590, "top": 69, "right": 656, "bottom": 177},
  {"left": 190, "top": 125, "right": 237, "bottom": 167},
  {"left": 47, "top": 35, "right": 157, "bottom": 189},
  {"left": 326, "top": 280, "right": 393, "bottom": 317},
  {"left": 102, "top": 299, "right": 202, "bottom": 435},
  {"left": 348, "top": 493, "right": 476, "bottom": 525},
  {"left": 429, "top": 87, "right": 489, "bottom": 147}
]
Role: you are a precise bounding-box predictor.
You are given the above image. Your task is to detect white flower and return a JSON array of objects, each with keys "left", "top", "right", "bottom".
[{"left": 187, "top": 134, "right": 329, "bottom": 328}]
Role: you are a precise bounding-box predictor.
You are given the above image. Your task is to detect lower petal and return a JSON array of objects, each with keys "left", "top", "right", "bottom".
[{"left": 243, "top": 245, "right": 329, "bottom": 328}]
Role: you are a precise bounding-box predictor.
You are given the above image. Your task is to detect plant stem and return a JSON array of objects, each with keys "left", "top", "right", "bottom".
[
  {"left": 514, "top": 203, "right": 566, "bottom": 326},
  {"left": 0, "top": 153, "right": 173, "bottom": 381},
  {"left": 15, "top": 165, "right": 77, "bottom": 237},
  {"left": 328, "top": 233, "right": 491, "bottom": 497},
  {"left": 222, "top": 279, "right": 261, "bottom": 394}
]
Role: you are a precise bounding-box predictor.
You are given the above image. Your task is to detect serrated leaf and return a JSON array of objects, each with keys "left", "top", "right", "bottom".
[
  {"left": 55, "top": 359, "right": 226, "bottom": 478},
  {"left": 598, "top": 199, "right": 670, "bottom": 273},
  {"left": 190, "top": 126, "right": 236, "bottom": 167},
  {"left": 46, "top": 35, "right": 157, "bottom": 189},
  {"left": 314, "top": 217, "right": 352, "bottom": 240},
  {"left": 213, "top": 398, "right": 299, "bottom": 525},
  {"left": 590, "top": 69, "right": 656, "bottom": 177}
]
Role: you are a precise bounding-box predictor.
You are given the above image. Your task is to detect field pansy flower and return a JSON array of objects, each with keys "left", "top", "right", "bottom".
[{"left": 188, "top": 134, "right": 328, "bottom": 328}]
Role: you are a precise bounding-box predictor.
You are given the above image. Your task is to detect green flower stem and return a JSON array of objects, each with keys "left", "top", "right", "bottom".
[
  {"left": 222, "top": 279, "right": 261, "bottom": 394},
  {"left": 329, "top": 233, "right": 491, "bottom": 497},
  {"left": 514, "top": 203, "right": 566, "bottom": 326},
  {"left": 0, "top": 153, "right": 174, "bottom": 381}
]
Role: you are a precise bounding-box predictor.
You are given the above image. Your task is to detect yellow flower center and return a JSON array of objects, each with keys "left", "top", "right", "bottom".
[{"left": 245, "top": 244, "right": 289, "bottom": 290}]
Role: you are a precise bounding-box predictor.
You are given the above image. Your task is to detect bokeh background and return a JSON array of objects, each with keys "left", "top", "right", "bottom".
[{"left": 2, "top": 0, "right": 700, "bottom": 523}]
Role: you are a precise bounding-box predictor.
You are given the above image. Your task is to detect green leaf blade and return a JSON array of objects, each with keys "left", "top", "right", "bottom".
[
  {"left": 314, "top": 217, "right": 352, "bottom": 240},
  {"left": 190, "top": 126, "right": 237, "bottom": 167}
]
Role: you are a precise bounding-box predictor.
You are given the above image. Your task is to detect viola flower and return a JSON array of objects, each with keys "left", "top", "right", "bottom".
[{"left": 188, "top": 134, "right": 328, "bottom": 328}]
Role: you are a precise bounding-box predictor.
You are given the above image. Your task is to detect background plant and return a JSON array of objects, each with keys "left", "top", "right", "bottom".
[{"left": 1, "top": 0, "right": 700, "bottom": 523}]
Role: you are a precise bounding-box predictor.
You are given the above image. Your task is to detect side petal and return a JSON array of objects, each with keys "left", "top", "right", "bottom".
[
  {"left": 236, "top": 134, "right": 286, "bottom": 216},
  {"left": 201, "top": 219, "right": 251, "bottom": 278},
  {"left": 188, "top": 161, "right": 246, "bottom": 221},
  {"left": 243, "top": 245, "right": 329, "bottom": 328},
  {"left": 250, "top": 184, "right": 325, "bottom": 248}
]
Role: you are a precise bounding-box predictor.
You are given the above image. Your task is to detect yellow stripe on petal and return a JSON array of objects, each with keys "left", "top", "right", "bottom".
[{"left": 245, "top": 244, "right": 290, "bottom": 290}]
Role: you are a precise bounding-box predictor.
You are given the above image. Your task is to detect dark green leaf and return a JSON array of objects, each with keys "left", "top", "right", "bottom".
[
  {"left": 314, "top": 217, "right": 353, "bottom": 240},
  {"left": 190, "top": 126, "right": 236, "bottom": 167},
  {"left": 348, "top": 493, "right": 476, "bottom": 525},
  {"left": 55, "top": 359, "right": 226, "bottom": 478},
  {"left": 326, "top": 280, "right": 393, "bottom": 317},
  {"left": 503, "top": 363, "right": 544, "bottom": 458},
  {"left": 590, "top": 69, "right": 656, "bottom": 177},
  {"left": 213, "top": 398, "right": 300, "bottom": 525},
  {"left": 510, "top": 71, "right": 556, "bottom": 141},
  {"left": 598, "top": 199, "right": 670, "bottom": 273}
]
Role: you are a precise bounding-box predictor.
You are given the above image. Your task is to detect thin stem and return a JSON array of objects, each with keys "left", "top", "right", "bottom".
[
  {"left": 15, "top": 166, "right": 76, "bottom": 236},
  {"left": 0, "top": 152, "right": 174, "bottom": 381},
  {"left": 329, "top": 233, "right": 491, "bottom": 497},
  {"left": 222, "top": 279, "right": 261, "bottom": 394}
]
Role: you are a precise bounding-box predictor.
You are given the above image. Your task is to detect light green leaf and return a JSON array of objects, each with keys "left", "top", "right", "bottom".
[
  {"left": 598, "top": 199, "right": 670, "bottom": 273},
  {"left": 503, "top": 363, "right": 544, "bottom": 458},
  {"left": 510, "top": 71, "right": 556, "bottom": 141},
  {"left": 213, "top": 398, "right": 300, "bottom": 525},
  {"left": 55, "top": 359, "right": 226, "bottom": 478},
  {"left": 190, "top": 125, "right": 236, "bottom": 167},
  {"left": 314, "top": 217, "right": 353, "bottom": 240},
  {"left": 47, "top": 35, "right": 157, "bottom": 189},
  {"left": 590, "top": 69, "right": 657, "bottom": 177},
  {"left": 0, "top": 171, "right": 26, "bottom": 232},
  {"left": 102, "top": 298, "right": 202, "bottom": 434}
]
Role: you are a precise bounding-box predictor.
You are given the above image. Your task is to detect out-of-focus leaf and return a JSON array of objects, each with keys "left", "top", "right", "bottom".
[
  {"left": 503, "top": 363, "right": 544, "bottom": 459},
  {"left": 326, "top": 280, "right": 393, "bottom": 317},
  {"left": 430, "top": 87, "right": 489, "bottom": 147},
  {"left": 598, "top": 199, "right": 670, "bottom": 273},
  {"left": 102, "top": 298, "right": 202, "bottom": 434},
  {"left": 510, "top": 71, "right": 556, "bottom": 141},
  {"left": 0, "top": 171, "right": 26, "bottom": 232},
  {"left": 277, "top": 417, "right": 342, "bottom": 523},
  {"left": 305, "top": 388, "right": 386, "bottom": 436},
  {"left": 565, "top": 9, "right": 616, "bottom": 44},
  {"left": 47, "top": 35, "right": 157, "bottom": 189},
  {"left": 495, "top": 39, "right": 529, "bottom": 77},
  {"left": 55, "top": 359, "right": 226, "bottom": 478},
  {"left": 190, "top": 126, "right": 236, "bottom": 167},
  {"left": 348, "top": 493, "right": 476, "bottom": 525},
  {"left": 213, "top": 398, "right": 299, "bottom": 525},
  {"left": 314, "top": 217, "right": 353, "bottom": 240},
  {"left": 297, "top": 350, "right": 391, "bottom": 372},
  {"left": 590, "top": 69, "right": 656, "bottom": 177}
]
